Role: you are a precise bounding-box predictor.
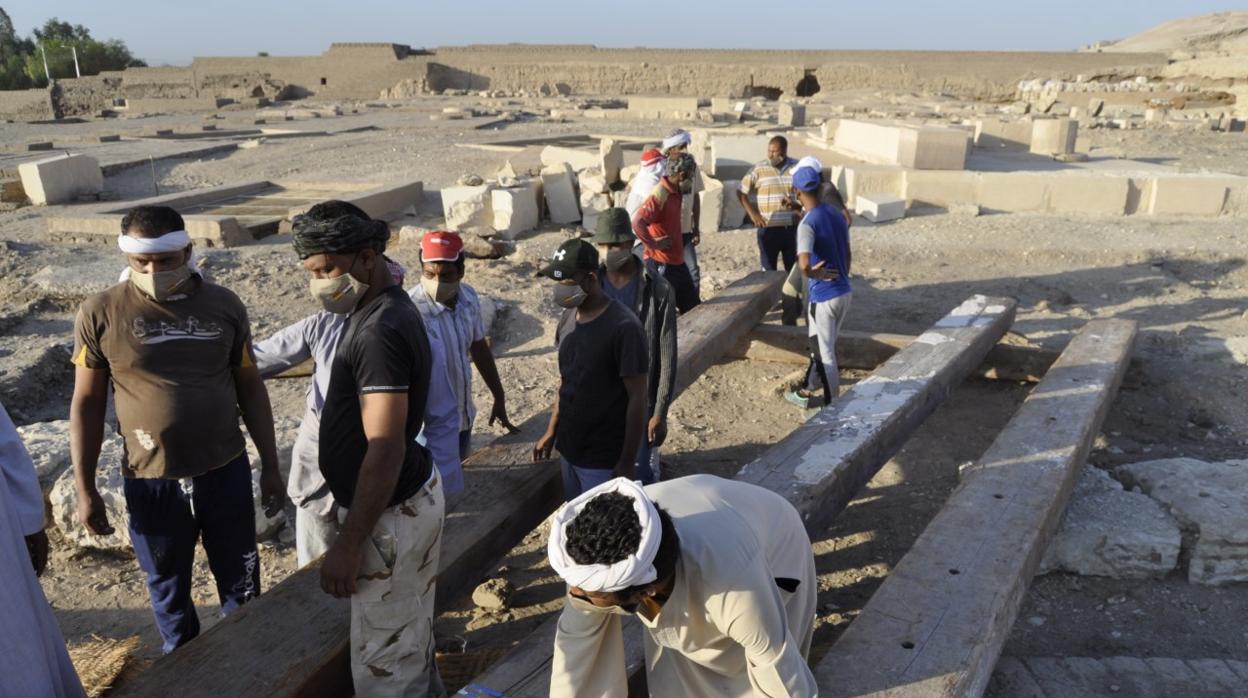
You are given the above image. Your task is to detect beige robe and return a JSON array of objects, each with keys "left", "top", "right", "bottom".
[{"left": 551, "top": 474, "right": 818, "bottom": 697}]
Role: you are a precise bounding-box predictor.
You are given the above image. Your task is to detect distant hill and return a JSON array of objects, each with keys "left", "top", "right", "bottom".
[{"left": 1101, "top": 12, "right": 1248, "bottom": 54}]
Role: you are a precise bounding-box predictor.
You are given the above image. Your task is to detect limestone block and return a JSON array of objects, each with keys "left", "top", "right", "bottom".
[
  {"left": 540, "top": 145, "right": 598, "bottom": 172},
  {"left": 491, "top": 181, "right": 540, "bottom": 239},
  {"left": 1147, "top": 177, "right": 1232, "bottom": 216},
  {"left": 577, "top": 168, "right": 608, "bottom": 194},
  {"left": 905, "top": 170, "right": 978, "bottom": 208},
  {"left": 579, "top": 189, "right": 612, "bottom": 233},
  {"left": 710, "top": 135, "right": 772, "bottom": 179},
  {"left": 1046, "top": 175, "right": 1130, "bottom": 216},
  {"left": 841, "top": 165, "right": 906, "bottom": 208},
  {"left": 541, "top": 163, "right": 581, "bottom": 224},
  {"left": 721, "top": 179, "right": 748, "bottom": 229},
  {"left": 1039, "top": 466, "right": 1181, "bottom": 579},
  {"left": 833, "top": 120, "right": 904, "bottom": 164},
  {"left": 897, "top": 126, "right": 969, "bottom": 170},
  {"left": 440, "top": 184, "right": 495, "bottom": 231},
  {"left": 1117, "top": 458, "right": 1248, "bottom": 585},
  {"left": 698, "top": 177, "right": 725, "bottom": 234},
  {"left": 619, "top": 164, "right": 640, "bottom": 185},
  {"left": 599, "top": 138, "right": 623, "bottom": 185},
  {"left": 973, "top": 117, "right": 1033, "bottom": 150},
  {"left": 977, "top": 172, "right": 1049, "bottom": 212},
  {"left": 855, "top": 193, "right": 905, "bottom": 223},
  {"left": 820, "top": 119, "right": 840, "bottom": 142},
  {"left": 778, "top": 102, "right": 806, "bottom": 127},
  {"left": 1145, "top": 108, "right": 1166, "bottom": 123},
  {"left": 17, "top": 154, "right": 103, "bottom": 205},
  {"left": 1030, "top": 118, "right": 1078, "bottom": 155},
  {"left": 18, "top": 419, "right": 122, "bottom": 492}
]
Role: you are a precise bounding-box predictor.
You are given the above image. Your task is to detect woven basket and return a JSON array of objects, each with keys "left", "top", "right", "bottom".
[
  {"left": 68, "top": 635, "right": 141, "bottom": 698},
  {"left": 436, "top": 648, "right": 511, "bottom": 693}
]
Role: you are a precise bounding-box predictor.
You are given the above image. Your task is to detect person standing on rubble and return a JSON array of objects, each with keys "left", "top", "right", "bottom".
[
  {"left": 70, "top": 205, "right": 285, "bottom": 653},
  {"left": 631, "top": 152, "right": 702, "bottom": 313},
  {"left": 292, "top": 209, "right": 446, "bottom": 696}
]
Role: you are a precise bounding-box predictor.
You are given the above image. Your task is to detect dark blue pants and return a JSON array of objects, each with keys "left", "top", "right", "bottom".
[
  {"left": 124, "top": 453, "right": 260, "bottom": 653},
  {"left": 757, "top": 225, "right": 798, "bottom": 271},
  {"left": 647, "top": 259, "right": 701, "bottom": 314}
]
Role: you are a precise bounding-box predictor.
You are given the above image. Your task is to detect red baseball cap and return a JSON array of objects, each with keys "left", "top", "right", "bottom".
[{"left": 421, "top": 231, "right": 463, "bottom": 262}]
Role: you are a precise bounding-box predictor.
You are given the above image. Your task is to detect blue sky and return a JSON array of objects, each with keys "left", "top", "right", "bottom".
[{"left": 4, "top": 1, "right": 1240, "bottom": 66}]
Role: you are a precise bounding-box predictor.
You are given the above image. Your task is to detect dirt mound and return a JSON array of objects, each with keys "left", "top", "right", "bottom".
[{"left": 1103, "top": 12, "right": 1248, "bottom": 54}]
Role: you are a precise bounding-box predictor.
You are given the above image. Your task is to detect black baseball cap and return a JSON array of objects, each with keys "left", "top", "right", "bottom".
[{"left": 537, "top": 238, "right": 600, "bottom": 280}]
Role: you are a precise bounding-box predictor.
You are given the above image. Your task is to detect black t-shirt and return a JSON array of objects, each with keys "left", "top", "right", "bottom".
[
  {"left": 320, "top": 285, "right": 433, "bottom": 508},
  {"left": 555, "top": 299, "right": 650, "bottom": 468}
]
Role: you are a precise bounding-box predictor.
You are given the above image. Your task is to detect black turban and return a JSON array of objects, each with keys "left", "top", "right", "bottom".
[{"left": 291, "top": 213, "right": 390, "bottom": 259}]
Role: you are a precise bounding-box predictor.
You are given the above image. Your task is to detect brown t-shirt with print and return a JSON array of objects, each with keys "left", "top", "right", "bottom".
[{"left": 72, "top": 277, "right": 255, "bottom": 479}]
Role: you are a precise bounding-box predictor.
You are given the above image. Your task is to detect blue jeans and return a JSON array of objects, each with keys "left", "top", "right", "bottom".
[
  {"left": 757, "top": 225, "right": 798, "bottom": 271},
  {"left": 635, "top": 437, "right": 660, "bottom": 485},
  {"left": 683, "top": 233, "right": 700, "bottom": 294},
  {"left": 124, "top": 453, "right": 260, "bottom": 653},
  {"left": 560, "top": 458, "right": 617, "bottom": 501}
]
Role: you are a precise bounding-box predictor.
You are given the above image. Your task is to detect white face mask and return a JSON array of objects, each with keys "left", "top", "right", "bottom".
[
  {"left": 309, "top": 269, "right": 369, "bottom": 314},
  {"left": 421, "top": 276, "right": 460, "bottom": 304},
  {"left": 130, "top": 265, "right": 193, "bottom": 302}
]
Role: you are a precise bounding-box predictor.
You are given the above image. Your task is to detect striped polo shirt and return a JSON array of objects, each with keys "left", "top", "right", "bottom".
[{"left": 739, "top": 157, "right": 798, "bottom": 228}]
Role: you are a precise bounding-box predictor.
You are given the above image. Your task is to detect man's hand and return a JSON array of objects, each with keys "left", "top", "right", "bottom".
[
  {"left": 653, "top": 236, "right": 674, "bottom": 251},
  {"left": 690, "top": 232, "right": 701, "bottom": 247},
  {"left": 259, "top": 465, "right": 286, "bottom": 518},
  {"left": 26, "top": 530, "right": 49, "bottom": 577},
  {"left": 533, "top": 429, "right": 557, "bottom": 462},
  {"left": 320, "top": 540, "right": 362, "bottom": 598},
  {"left": 77, "top": 486, "right": 114, "bottom": 536},
  {"left": 647, "top": 415, "right": 666, "bottom": 447},
  {"left": 748, "top": 210, "right": 766, "bottom": 228},
  {"left": 489, "top": 399, "right": 519, "bottom": 433},
  {"left": 810, "top": 260, "right": 840, "bottom": 282},
  {"left": 613, "top": 461, "right": 637, "bottom": 480}
]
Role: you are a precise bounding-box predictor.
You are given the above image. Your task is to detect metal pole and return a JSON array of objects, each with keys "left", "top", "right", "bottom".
[
  {"left": 71, "top": 46, "right": 81, "bottom": 78},
  {"left": 40, "top": 44, "right": 51, "bottom": 82}
]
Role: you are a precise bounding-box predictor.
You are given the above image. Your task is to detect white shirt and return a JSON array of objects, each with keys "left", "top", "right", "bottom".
[{"left": 410, "top": 282, "right": 486, "bottom": 432}]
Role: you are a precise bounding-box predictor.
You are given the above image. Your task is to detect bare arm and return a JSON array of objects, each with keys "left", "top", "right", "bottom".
[
  {"left": 470, "top": 338, "right": 517, "bottom": 432},
  {"left": 233, "top": 365, "right": 285, "bottom": 516},
  {"left": 321, "top": 392, "right": 408, "bottom": 597},
  {"left": 71, "top": 365, "right": 113, "bottom": 535},
  {"left": 614, "top": 373, "right": 647, "bottom": 478},
  {"left": 738, "top": 189, "right": 765, "bottom": 227},
  {"left": 534, "top": 393, "right": 560, "bottom": 462}
]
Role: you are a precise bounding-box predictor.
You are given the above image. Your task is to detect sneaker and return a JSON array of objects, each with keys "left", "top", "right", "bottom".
[{"left": 784, "top": 389, "right": 812, "bottom": 409}]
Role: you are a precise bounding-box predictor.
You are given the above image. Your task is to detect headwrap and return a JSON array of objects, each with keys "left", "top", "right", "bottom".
[
  {"left": 664, "top": 152, "right": 696, "bottom": 179},
  {"left": 116, "top": 230, "right": 204, "bottom": 281},
  {"left": 291, "top": 213, "right": 390, "bottom": 259},
  {"left": 661, "top": 129, "right": 691, "bottom": 152},
  {"left": 548, "top": 478, "right": 661, "bottom": 593},
  {"left": 639, "top": 148, "right": 665, "bottom": 175}
]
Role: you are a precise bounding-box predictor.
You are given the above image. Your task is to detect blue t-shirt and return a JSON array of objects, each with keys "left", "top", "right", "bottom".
[
  {"left": 602, "top": 272, "right": 640, "bottom": 312},
  {"left": 796, "top": 204, "right": 851, "bottom": 303}
]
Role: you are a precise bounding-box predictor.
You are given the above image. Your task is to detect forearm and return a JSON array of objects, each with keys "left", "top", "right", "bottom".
[
  {"left": 738, "top": 191, "right": 760, "bottom": 218},
  {"left": 630, "top": 210, "right": 660, "bottom": 247},
  {"left": 616, "top": 390, "right": 645, "bottom": 470},
  {"left": 798, "top": 252, "right": 814, "bottom": 275},
  {"left": 470, "top": 342, "right": 506, "bottom": 401},
  {"left": 339, "top": 442, "right": 404, "bottom": 549},
  {"left": 70, "top": 396, "right": 106, "bottom": 492},
  {"left": 654, "top": 313, "right": 678, "bottom": 418},
  {"left": 545, "top": 394, "right": 561, "bottom": 435},
  {"left": 238, "top": 380, "right": 280, "bottom": 471}
]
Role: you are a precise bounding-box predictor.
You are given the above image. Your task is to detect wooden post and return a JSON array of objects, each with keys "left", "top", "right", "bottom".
[
  {"left": 469, "top": 295, "right": 1017, "bottom": 697},
  {"left": 814, "top": 319, "right": 1136, "bottom": 698},
  {"left": 111, "top": 270, "right": 784, "bottom": 697}
]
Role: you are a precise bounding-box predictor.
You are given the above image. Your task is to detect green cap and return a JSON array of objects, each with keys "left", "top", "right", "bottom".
[
  {"left": 591, "top": 208, "right": 634, "bottom": 245},
  {"left": 537, "top": 238, "right": 600, "bottom": 280}
]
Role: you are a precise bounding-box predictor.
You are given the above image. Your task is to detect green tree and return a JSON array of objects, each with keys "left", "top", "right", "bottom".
[
  {"left": 22, "top": 16, "right": 145, "bottom": 86},
  {"left": 0, "top": 6, "right": 33, "bottom": 89}
]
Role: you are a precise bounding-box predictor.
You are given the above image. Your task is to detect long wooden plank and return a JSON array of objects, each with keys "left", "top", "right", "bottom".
[
  {"left": 731, "top": 325, "right": 1060, "bottom": 384},
  {"left": 113, "top": 270, "right": 784, "bottom": 698},
  {"left": 815, "top": 319, "right": 1136, "bottom": 697},
  {"left": 469, "top": 295, "right": 1016, "bottom": 697},
  {"left": 736, "top": 295, "right": 1016, "bottom": 536}
]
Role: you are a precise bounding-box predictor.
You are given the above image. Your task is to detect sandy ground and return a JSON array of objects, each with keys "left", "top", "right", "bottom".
[{"left": 2, "top": 95, "right": 1246, "bottom": 691}]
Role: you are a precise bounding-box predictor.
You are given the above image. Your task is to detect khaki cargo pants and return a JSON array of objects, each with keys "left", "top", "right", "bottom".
[{"left": 344, "top": 470, "right": 446, "bottom": 697}]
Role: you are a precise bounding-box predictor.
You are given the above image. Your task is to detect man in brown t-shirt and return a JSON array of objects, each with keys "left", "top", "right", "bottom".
[{"left": 69, "top": 205, "right": 285, "bottom": 653}]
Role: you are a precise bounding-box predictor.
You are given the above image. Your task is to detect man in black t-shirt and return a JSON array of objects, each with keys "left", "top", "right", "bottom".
[
  {"left": 292, "top": 208, "right": 445, "bottom": 697},
  {"left": 532, "top": 238, "right": 650, "bottom": 500}
]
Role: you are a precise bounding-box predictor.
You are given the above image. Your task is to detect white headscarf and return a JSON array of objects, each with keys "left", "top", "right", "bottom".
[
  {"left": 661, "top": 129, "right": 691, "bottom": 153},
  {"left": 116, "top": 230, "right": 204, "bottom": 281},
  {"left": 548, "top": 478, "right": 661, "bottom": 593}
]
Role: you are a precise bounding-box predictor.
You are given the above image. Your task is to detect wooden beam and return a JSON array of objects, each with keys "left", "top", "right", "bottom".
[
  {"left": 731, "top": 324, "right": 1060, "bottom": 384},
  {"left": 112, "top": 270, "right": 784, "bottom": 698},
  {"left": 814, "top": 319, "right": 1136, "bottom": 698},
  {"left": 736, "top": 295, "right": 1016, "bottom": 537},
  {"left": 469, "top": 295, "right": 1016, "bottom": 696}
]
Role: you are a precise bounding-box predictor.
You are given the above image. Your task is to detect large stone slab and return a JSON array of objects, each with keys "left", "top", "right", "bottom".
[
  {"left": 841, "top": 164, "right": 907, "bottom": 208},
  {"left": 1046, "top": 175, "right": 1130, "bottom": 216},
  {"left": 599, "top": 138, "right": 623, "bottom": 185},
  {"left": 834, "top": 120, "right": 969, "bottom": 170},
  {"left": 721, "top": 179, "right": 748, "bottom": 229},
  {"left": 1117, "top": 457, "right": 1248, "bottom": 585},
  {"left": 540, "top": 145, "right": 599, "bottom": 173},
  {"left": 710, "top": 134, "right": 772, "bottom": 179},
  {"left": 778, "top": 102, "right": 806, "bottom": 127},
  {"left": 905, "top": 170, "right": 978, "bottom": 208},
  {"left": 540, "top": 163, "right": 580, "bottom": 224},
  {"left": 1039, "top": 465, "right": 1180, "bottom": 579},
  {"left": 18, "top": 154, "right": 103, "bottom": 205},
  {"left": 491, "top": 181, "right": 540, "bottom": 239},
  {"left": 441, "top": 184, "right": 495, "bottom": 231},
  {"left": 698, "top": 176, "right": 725, "bottom": 233},
  {"left": 1030, "top": 118, "right": 1078, "bottom": 155},
  {"left": 1146, "top": 177, "right": 1233, "bottom": 216}
]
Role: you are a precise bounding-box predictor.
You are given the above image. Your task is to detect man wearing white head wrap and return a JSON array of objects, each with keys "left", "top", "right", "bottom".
[
  {"left": 660, "top": 128, "right": 704, "bottom": 295},
  {"left": 548, "top": 474, "right": 818, "bottom": 698}
]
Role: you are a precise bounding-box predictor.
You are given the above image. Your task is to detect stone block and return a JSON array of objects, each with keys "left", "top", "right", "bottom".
[
  {"left": 541, "top": 163, "right": 581, "bottom": 223},
  {"left": 855, "top": 193, "right": 905, "bottom": 223},
  {"left": 833, "top": 119, "right": 903, "bottom": 164},
  {"left": 1046, "top": 175, "right": 1130, "bottom": 216},
  {"left": 1030, "top": 118, "right": 1078, "bottom": 155},
  {"left": 710, "top": 134, "right": 772, "bottom": 179},
  {"left": 628, "top": 96, "right": 699, "bottom": 115},
  {"left": 27, "top": 142, "right": 52, "bottom": 151},
  {"left": 778, "top": 102, "right": 806, "bottom": 127},
  {"left": 1147, "top": 177, "right": 1232, "bottom": 216},
  {"left": 98, "top": 134, "right": 121, "bottom": 143},
  {"left": 841, "top": 164, "right": 906, "bottom": 208},
  {"left": 491, "top": 181, "right": 540, "bottom": 239},
  {"left": 1144, "top": 108, "right": 1166, "bottom": 123},
  {"left": 17, "top": 154, "right": 103, "bottom": 205},
  {"left": 599, "top": 138, "right": 623, "bottom": 185},
  {"left": 977, "top": 172, "right": 1049, "bottom": 212},
  {"left": 1117, "top": 458, "right": 1248, "bottom": 585},
  {"left": 1039, "top": 466, "right": 1181, "bottom": 579},
  {"left": 577, "top": 168, "right": 609, "bottom": 194},
  {"left": 579, "top": 189, "right": 612, "bottom": 233},
  {"left": 897, "top": 126, "right": 969, "bottom": 170},
  {"left": 721, "top": 179, "right": 748, "bottom": 228},
  {"left": 540, "top": 145, "right": 599, "bottom": 172},
  {"left": 440, "top": 183, "right": 494, "bottom": 231},
  {"left": 698, "top": 176, "right": 725, "bottom": 234},
  {"left": 905, "top": 170, "right": 978, "bottom": 208}
]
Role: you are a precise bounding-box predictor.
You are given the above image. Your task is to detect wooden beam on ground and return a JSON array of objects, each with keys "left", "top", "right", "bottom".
[
  {"left": 469, "top": 295, "right": 1016, "bottom": 697},
  {"left": 112, "top": 270, "right": 784, "bottom": 698},
  {"left": 814, "top": 318, "right": 1136, "bottom": 698},
  {"left": 731, "top": 324, "right": 1061, "bottom": 383}
]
